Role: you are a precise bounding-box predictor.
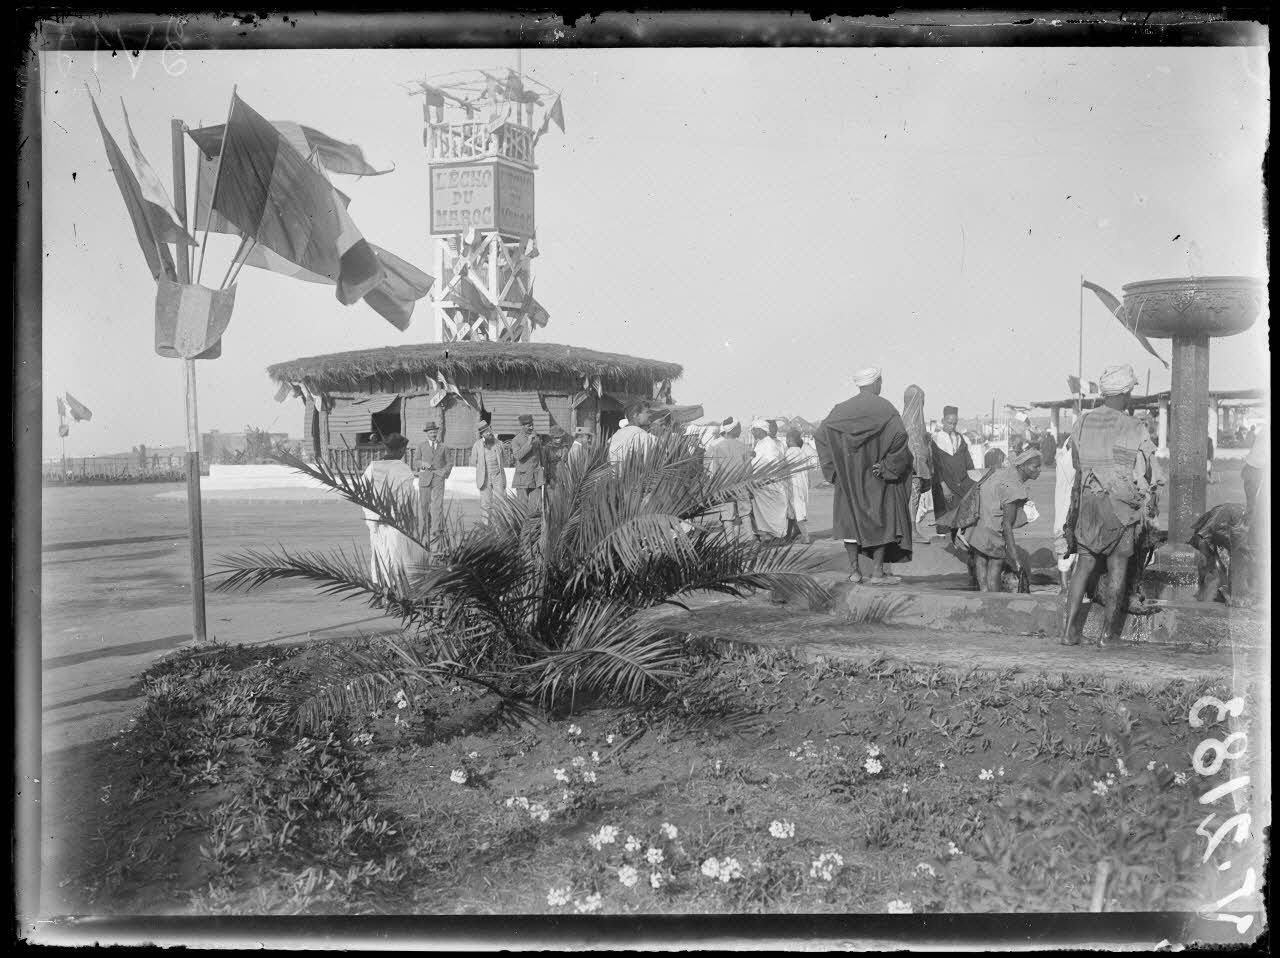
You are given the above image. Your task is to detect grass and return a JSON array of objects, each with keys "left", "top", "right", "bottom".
[{"left": 70, "top": 636, "right": 1252, "bottom": 916}]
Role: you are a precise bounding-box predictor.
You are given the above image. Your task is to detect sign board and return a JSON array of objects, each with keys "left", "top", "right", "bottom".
[{"left": 430, "top": 160, "right": 535, "bottom": 238}]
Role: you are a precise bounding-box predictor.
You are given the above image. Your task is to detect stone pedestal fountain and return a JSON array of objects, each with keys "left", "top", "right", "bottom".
[{"left": 1120, "top": 275, "right": 1265, "bottom": 592}]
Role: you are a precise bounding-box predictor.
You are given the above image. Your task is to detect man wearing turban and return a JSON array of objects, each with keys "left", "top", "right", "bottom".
[
  {"left": 748, "top": 418, "right": 788, "bottom": 542},
  {"left": 1061, "top": 363, "right": 1158, "bottom": 648},
  {"left": 815, "top": 366, "right": 915, "bottom": 584},
  {"left": 704, "top": 416, "right": 753, "bottom": 535}
]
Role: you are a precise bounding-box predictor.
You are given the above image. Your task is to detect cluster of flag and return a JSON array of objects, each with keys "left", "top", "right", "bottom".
[
  {"left": 89, "top": 90, "right": 436, "bottom": 360},
  {"left": 55, "top": 392, "right": 93, "bottom": 438}
]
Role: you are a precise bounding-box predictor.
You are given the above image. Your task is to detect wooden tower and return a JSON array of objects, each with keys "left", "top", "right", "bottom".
[{"left": 417, "top": 69, "right": 560, "bottom": 342}]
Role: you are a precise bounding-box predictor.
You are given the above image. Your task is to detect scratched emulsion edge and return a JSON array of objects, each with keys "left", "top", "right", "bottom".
[{"left": 22, "top": 6, "right": 1273, "bottom": 951}]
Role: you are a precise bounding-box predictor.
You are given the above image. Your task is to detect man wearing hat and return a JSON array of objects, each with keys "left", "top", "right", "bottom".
[
  {"left": 815, "top": 366, "right": 915, "bottom": 584},
  {"left": 965, "top": 447, "right": 1043, "bottom": 592},
  {"left": 511, "top": 413, "right": 545, "bottom": 507},
  {"left": 568, "top": 425, "right": 595, "bottom": 468},
  {"left": 416, "top": 420, "right": 452, "bottom": 551},
  {"left": 360, "top": 433, "right": 424, "bottom": 593},
  {"left": 1061, "top": 363, "right": 1158, "bottom": 648},
  {"left": 929, "top": 404, "right": 976, "bottom": 539},
  {"left": 470, "top": 421, "right": 507, "bottom": 524}
]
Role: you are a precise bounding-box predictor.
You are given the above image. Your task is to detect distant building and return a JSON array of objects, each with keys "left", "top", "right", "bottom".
[{"left": 202, "top": 429, "right": 292, "bottom": 463}]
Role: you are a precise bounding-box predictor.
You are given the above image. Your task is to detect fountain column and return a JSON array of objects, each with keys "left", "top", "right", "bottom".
[{"left": 1167, "top": 334, "right": 1210, "bottom": 544}]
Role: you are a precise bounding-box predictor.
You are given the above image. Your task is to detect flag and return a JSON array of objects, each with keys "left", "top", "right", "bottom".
[
  {"left": 56, "top": 396, "right": 67, "bottom": 418},
  {"left": 273, "top": 381, "right": 292, "bottom": 403},
  {"left": 548, "top": 94, "right": 565, "bottom": 133},
  {"left": 520, "top": 287, "right": 550, "bottom": 329},
  {"left": 1088, "top": 382, "right": 1099, "bottom": 395},
  {"left": 1081, "top": 278, "right": 1170, "bottom": 370},
  {"left": 154, "top": 279, "right": 237, "bottom": 359},
  {"left": 187, "top": 119, "right": 391, "bottom": 177},
  {"left": 209, "top": 94, "right": 382, "bottom": 307},
  {"left": 419, "top": 82, "right": 446, "bottom": 110},
  {"left": 360, "top": 245, "right": 436, "bottom": 331},
  {"left": 58, "top": 423, "right": 70, "bottom": 438},
  {"left": 65, "top": 393, "right": 93, "bottom": 422},
  {"left": 447, "top": 272, "right": 498, "bottom": 317},
  {"left": 119, "top": 102, "right": 198, "bottom": 247},
  {"left": 88, "top": 92, "right": 177, "bottom": 281}
]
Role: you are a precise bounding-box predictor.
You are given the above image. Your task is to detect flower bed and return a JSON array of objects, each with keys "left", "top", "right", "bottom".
[{"left": 75, "top": 638, "right": 1237, "bottom": 915}]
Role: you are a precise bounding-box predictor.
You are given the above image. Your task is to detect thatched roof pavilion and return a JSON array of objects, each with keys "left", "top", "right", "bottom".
[{"left": 267, "top": 342, "right": 692, "bottom": 468}]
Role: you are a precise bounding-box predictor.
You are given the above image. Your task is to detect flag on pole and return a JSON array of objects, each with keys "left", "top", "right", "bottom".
[
  {"left": 88, "top": 92, "right": 177, "bottom": 281},
  {"left": 119, "top": 102, "right": 199, "bottom": 247},
  {"left": 1066, "top": 375, "right": 1081, "bottom": 395},
  {"left": 58, "top": 423, "right": 70, "bottom": 438},
  {"left": 419, "top": 82, "right": 447, "bottom": 110},
  {"left": 548, "top": 94, "right": 565, "bottom": 133},
  {"left": 1081, "top": 278, "right": 1170, "bottom": 370},
  {"left": 1088, "top": 382, "right": 1099, "bottom": 395},
  {"left": 56, "top": 396, "right": 67, "bottom": 418},
  {"left": 209, "top": 94, "right": 382, "bottom": 307},
  {"left": 65, "top": 393, "right": 93, "bottom": 422},
  {"left": 187, "top": 119, "right": 391, "bottom": 177}
]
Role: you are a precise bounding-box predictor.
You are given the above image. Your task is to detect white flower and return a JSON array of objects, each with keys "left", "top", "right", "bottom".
[
  {"left": 979, "top": 768, "right": 995, "bottom": 781},
  {"left": 769, "top": 820, "right": 796, "bottom": 839},
  {"left": 624, "top": 835, "right": 642, "bottom": 854},
  {"left": 393, "top": 689, "right": 409, "bottom": 710},
  {"left": 1091, "top": 780, "right": 1109, "bottom": 796},
  {"left": 649, "top": 871, "right": 664, "bottom": 890},
  {"left": 598, "top": 825, "right": 619, "bottom": 844},
  {"left": 468, "top": 750, "right": 480, "bottom": 760},
  {"left": 660, "top": 822, "right": 678, "bottom": 840},
  {"left": 582, "top": 770, "right": 597, "bottom": 784},
  {"left": 701, "top": 857, "right": 721, "bottom": 879},
  {"left": 645, "top": 847, "right": 664, "bottom": 865},
  {"left": 947, "top": 841, "right": 962, "bottom": 857},
  {"left": 997, "top": 766, "right": 1005, "bottom": 777},
  {"left": 886, "top": 899, "right": 914, "bottom": 914},
  {"left": 449, "top": 769, "right": 467, "bottom": 785},
  {"left": 863, "top": 757, "right": 883, "bottom": 775},
  {"left": 1116, "top": 758, "right": 1129, "bottom": 777},
  {"left": 1146, "top": 760, "right": 1157, "bottom": 772},
  {"left": 901, "top": 784, "right": 909, "bottom": 794},
  {"left": 866, "top": 743, "right": 882, "bottom": 758},
  {"left": 810, "top": 852, "right": 844, "bottom": 882},
  {"left": 606, "top": 734, "right": 616, "bottom": 745},
  {"left": 617, "top": 864, "right": 639, "bottom": 888},
  {"left": 1174, "top": 771, "right": 1189, "bottom": 786},
  {"left": 937, "top": 761, "right": 946, "bottom": 769},
  {"left": 574, "top": 892, "right": 602, "bottom": 914},
  {"left": 529, "top": 803, "right": 550, "bottom": 823},
  {"left": 553, "top": 768, "right": 569, "bottom": 783},
  {"left": 915, "top": 862, "right": 937, "bottom": 878},
  {"left": 591, "top": 751, "right": 601, "bottom": 763},
  {"left": 567, "top": 724, "right": 583, "bottom": 738},
  {"left": 547, "top": 886, "right": 571, "bottom": 907},
  {"left": 571, "top": 756, "right": 587, "bottom": 768},
  {"left": 350, "top": 731, "right": 374, "bottom": 747},
  {"left": 717, "top": 857, "right": 742, "bottom": 883}
]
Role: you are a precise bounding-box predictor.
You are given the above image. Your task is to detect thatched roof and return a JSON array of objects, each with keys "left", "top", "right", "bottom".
[{"left": 267, "top": 342, "right": 683, "bottom": 394}]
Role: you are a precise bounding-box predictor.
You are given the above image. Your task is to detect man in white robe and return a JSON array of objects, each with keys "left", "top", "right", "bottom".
[
  {"left": 783, "top": 427, "right": 815, "bottom": 543},
  {"left": 360, "top": 433, "right": 425, "bottom": 593},
  {"left": 749, "top": 418, "right": 789, "bottom": 542}
]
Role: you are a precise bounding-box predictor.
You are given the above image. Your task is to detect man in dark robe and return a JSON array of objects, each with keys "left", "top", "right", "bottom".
[
  {"left": 929, "top": 405, "right": 975, "bottom": 536},
  {"left": 815, "top": 366, "right": 914, "bottom": 585}
]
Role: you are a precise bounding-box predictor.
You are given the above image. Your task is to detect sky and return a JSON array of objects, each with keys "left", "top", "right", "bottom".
[{"left": 40, "top": 41, "right": 1270, "bottom": 457}]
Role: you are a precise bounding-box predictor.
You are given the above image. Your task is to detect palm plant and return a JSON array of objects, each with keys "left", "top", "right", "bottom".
[{"left": 211, "top": 430, "right": 830, "bottom": 728}]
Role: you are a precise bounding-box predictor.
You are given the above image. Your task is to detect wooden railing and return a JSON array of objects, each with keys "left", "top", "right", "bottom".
[{"left": 425, "top": 121, "right": 536, "bottom": 166}]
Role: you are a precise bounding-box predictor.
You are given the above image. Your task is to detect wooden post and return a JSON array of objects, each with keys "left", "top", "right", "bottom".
[{"left": 173, "top": 118, "right": 208, "bottom": 644}]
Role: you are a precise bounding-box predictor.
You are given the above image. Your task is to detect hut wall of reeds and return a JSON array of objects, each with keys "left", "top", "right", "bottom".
[{"left": 267, "top": 342, "right": 685, "bottom": 468}]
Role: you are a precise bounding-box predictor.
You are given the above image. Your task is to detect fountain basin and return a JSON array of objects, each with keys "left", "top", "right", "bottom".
[{"left": 1121, "top": 276, "right": 1265, "bottom": 339}]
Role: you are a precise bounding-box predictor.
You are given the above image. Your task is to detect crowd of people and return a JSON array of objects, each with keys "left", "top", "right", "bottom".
[{"left": 355, "top": 362, "right": 1266, "bottom": 646}]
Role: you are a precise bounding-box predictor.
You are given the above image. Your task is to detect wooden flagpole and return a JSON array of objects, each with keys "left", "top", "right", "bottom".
[
  {"left": 172, "top": 117, "right": 208, "bottom": 644},
  {"left": 1076, "top": 274, "right": 1084, "bottom": 416}
]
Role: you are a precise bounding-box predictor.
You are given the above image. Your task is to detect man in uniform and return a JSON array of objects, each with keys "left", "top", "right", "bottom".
[
  {"left": 416, "top": 421, "right": 451, "bottom": 552},
  {"left": 512, "top": 413, "right": 544, "bottom": 508},
  {"left": 1061, "top": 363, "right": 1158, "bottom": 648}
]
